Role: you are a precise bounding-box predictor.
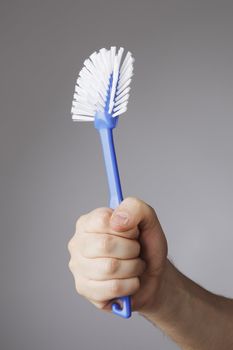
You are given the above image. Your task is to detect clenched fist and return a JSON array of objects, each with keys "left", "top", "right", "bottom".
[{"left": 68, "top": 197, "right": 168, "bottom": 314}]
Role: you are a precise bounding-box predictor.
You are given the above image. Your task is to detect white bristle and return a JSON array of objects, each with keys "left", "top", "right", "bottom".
[
  {"left": 110, "top": 46, "right": 116, "bottom": 68},
  {"left": 72, "top": 115, "right": 95, "bottom": 121},
  {"left": 112, "top": 106, "right": 127, "bottom": 117},
  {"left": 99, "top": 48, "right": 110, "bottom": 76},
  {"left": 108, "top": 47, "right": 124, "bottom": 114},
  {"left": 117, "top": 78, "right": 132, "bottom": 96},
  {"left": 114, "top": 93, "right": 129, "bottom": 107},
  {"left": 115, "top": 86, "right": 131, "bottom": 101},
  {"left": 119, "top": 66, "right": 133, "bottom": 88},
  {"left": 71, "top": 47, "right": 134, "bottom": 122},
  {"left": 113, "top": 100, "right": 128, "bottom": 113},
  {"left": 120, "top": 52, "right": 134, "bottom": 75}
]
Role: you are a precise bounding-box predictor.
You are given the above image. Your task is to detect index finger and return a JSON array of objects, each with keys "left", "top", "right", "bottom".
[{"left": 76, "top": 207, "right": 139, "bottom": 239}]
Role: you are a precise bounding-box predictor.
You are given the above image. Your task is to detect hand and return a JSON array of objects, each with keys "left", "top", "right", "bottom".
[{"left": 68, "top": 197, "right": 168, "bottom": 314}]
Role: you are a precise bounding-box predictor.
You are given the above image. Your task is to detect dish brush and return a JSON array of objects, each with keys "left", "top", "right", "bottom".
[{"left": 71, "top": 46, "right": 134, "bottom": 318}]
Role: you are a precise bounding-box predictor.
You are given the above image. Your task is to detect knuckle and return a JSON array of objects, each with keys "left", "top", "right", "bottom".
[
  {"left": 125, "top": 197, "right": 154, "bottom": 215},
  {"left": 125, "top": 196, "right": 142, "bottom": 209},
  {"left": 96, "top": 209, "right": 111, "bottom": 228},
  {"left": 68, "top": 259, "right": 75, "bottom": 272},
  {"left": 75, "top": 280, "right": 82, "bottom": 296},
  {"left": 68, "top": 260, "right": 74, "bottom": 272},
  {"left": 100, "top": 235, "right": 114, "bottom": 254},
  {"left": 75, "top": 285, "right": 82, "bottom": 296},
  {"left": 104, "top": 258, "right": 119, "bottom": 275},
  {"left": 81, "top": 238, "right": 88, "bottom": 257},
  {"left": 110, "top": 279, "right": 121, "bottom": 295},
  {"left": 147, "top": 203, "right": 156, "bottom": 216},
  {"left": 132, "top": 277, "right": 140, "bottom": 292},
  {"left": 67, "top": 238, "right": 74, "bottom": 253},
  {"left": 134, "top": 241, "right": 141, "bottom": 256},
  {"left": 75, "top": 214, "right": 86, "bottom": 231}
]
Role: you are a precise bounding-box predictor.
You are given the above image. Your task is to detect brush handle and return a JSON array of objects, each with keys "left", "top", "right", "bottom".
[{"left": 98, "top": 128, "right": 131, "bottom": 319}]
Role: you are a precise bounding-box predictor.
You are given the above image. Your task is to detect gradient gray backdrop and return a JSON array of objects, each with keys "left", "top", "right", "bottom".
[{"left": 1, "top": 1, "right": 233, "bottom": 349}]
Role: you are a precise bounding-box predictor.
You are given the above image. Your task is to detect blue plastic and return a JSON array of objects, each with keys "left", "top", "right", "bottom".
[
  {"left": 93, "top": 76, "right": 131, "bottom": 319},
  {"left": 97, "top": 127, "right": 131, "bottom": 319}
]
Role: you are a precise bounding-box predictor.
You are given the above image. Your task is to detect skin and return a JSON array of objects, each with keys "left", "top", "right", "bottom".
[{"left": 68, "top": 197, "right": 233, "bottom": 350}]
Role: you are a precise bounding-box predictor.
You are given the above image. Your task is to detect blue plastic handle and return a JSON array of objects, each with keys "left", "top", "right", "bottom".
[{"left": 98, "top": 127, "right": 132, "bottom": 319}]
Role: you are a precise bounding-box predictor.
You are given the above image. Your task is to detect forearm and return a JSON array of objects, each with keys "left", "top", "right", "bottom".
[{"left": 139, "top": 260, "right": 233, "bottom": 350}]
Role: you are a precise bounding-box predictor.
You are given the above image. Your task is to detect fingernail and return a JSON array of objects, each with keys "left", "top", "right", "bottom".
[{"left": 111, "top": 211, "right": 129, "bottom": 226}]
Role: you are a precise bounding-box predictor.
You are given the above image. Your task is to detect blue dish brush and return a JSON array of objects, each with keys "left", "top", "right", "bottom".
[{"left": 71, "top": 47, "right": 134, "bottom": 319}]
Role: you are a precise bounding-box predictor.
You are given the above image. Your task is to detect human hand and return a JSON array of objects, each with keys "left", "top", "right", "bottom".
[{"left": 68, "top": 197, "right": 168, "bottom": 314}]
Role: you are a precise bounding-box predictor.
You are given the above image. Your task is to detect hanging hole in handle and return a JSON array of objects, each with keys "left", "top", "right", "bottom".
[
  {"left": 112, "top": 299, "right": 123, "bottom": 310},
  {"left": 111, "top": 296, "right": 131, "bottom": 318}
]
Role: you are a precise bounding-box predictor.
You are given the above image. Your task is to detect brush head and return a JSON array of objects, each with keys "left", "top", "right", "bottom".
[{"left": 71, "top": 47, "right": 134, "bottom": 123}]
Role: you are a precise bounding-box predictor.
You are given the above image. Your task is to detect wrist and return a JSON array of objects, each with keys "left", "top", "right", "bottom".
[
  {"left": 138, "top": 259, "right": 186, "bottom": 323},
  {"left": 139, "top": 259, "right": 233, "bottom": 350}
]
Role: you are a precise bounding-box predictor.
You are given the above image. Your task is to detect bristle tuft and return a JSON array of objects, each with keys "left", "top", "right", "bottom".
[{"left": 71, "top": 47, "right": 134, "bottom": 121}]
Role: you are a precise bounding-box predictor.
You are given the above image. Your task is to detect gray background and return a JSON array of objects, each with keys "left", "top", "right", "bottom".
[{"left": 1, "top": 0, "right": 233, "bottom": 349}]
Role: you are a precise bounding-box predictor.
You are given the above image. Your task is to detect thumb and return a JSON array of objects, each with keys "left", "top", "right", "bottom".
[
  {"left": 110, "top": 197, "right": 167, "bottom": 270},
  {"left": 110, "top": 197, "right": 159, "bottom": 232}
]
